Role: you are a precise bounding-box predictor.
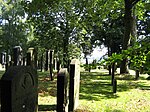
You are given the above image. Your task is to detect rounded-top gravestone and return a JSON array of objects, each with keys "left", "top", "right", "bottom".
[{"left": 1, "top": 66, "right": 38, "bottom": 112}]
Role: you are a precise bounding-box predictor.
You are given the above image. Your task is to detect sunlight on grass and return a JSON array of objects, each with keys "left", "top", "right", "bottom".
[
  {"left": 36, "top": 69, "right": 150, "bottom": 112},
  {"left": 77, "top": 69, "right": 150, "bottom": 112}
]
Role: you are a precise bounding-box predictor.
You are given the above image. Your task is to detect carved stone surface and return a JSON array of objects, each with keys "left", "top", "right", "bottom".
[{"left": 1, "top": 66, "right": 38, "bottom": 112}]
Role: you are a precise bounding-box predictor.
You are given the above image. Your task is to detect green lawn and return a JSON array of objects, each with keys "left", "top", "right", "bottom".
[
  {"left": 0, "top": 69, "right": 150, "bottom": 112},
  {"left": 77, "top": 70, "right": 150, "bottom": 112},
  {"left": 38, "top": 69, "right": 150, "bottom": 112}
]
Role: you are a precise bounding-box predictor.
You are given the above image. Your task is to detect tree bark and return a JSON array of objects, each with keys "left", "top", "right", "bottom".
[
  {"left": 108, "top": 46, "right": 111, "bottom": 75},
  {"left": 120, "top": 0, "right": 132, "bottom": 74}
]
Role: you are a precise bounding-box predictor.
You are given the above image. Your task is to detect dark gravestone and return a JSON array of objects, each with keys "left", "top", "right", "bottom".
[
  {"left": 49, "top": 50, "right": 54, "bottom": 80},
  {"left": 13, "top": 46, "right": 22, "bottom": 66},
  {"left": 27, "top": 52, "right": 31, "bottom": 66},
  {"left": 69, "top": 59, "right": 80, "bottom": 111},
  {"left": 6, "top": 55, "right": 12, "bottom": 71},
  {"left": 1, "top": 66, "right": 38, "bottom": 112},
  {"left": 57, "top": 60, "right": 61, "bottom": 73},
  {"left": 57, "top": 68, "right": 69, "bottom": 112},
  {"left": 27, "top": 48, "right": 37, "bottom": 68},
  {"left": 40, "top": 54, "right": 44, "bottom": 72}
]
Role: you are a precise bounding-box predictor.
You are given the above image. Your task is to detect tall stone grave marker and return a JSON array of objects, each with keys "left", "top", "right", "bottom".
[
  {"left": 27, "top": 48, "right": 37, "bottom": 68},
  {"left": 1, "top": 66, "right": 38, "bottom": 112},
  {"left": 49, "top": 50, "right": 54, "bottom": 80},
  {"left": 57, "top": 68, "right": 69, "bottom": 112},
  {"left": 13, "top": 46, "right": 22, "bottom": 66},
  {"left": 69, "top": 59, "right": 80, "bottom": 111},
  {"left": 0, "top": 52, "right": 6, "bottom": 66}
]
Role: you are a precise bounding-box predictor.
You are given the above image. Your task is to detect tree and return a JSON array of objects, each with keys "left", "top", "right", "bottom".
[
  {"left": 0, "top": 0, "right": 29, "bottom": 54},
  {"left": 120, "top": 0, "right": 141, "bottom": 73}
]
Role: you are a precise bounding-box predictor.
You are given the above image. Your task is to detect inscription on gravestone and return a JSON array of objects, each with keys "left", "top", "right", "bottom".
[
  {"left": 1, "top": 66, "right": 38, "bottom": 112},
  {"left": 69, "top": 59, "right": 80, "bottom": 111}
]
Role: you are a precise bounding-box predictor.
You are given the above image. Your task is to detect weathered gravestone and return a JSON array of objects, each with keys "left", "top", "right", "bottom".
[
  {"left": 0, "top": 52, "right": 6, "bottom": 66},
  {"left": 27, "top": 48, "right": 37, "bottom": 68},
  {"left": 56, "top": 60, "right": 61, "bottom": 73},
  {"left": 1, "top": 66, "right": 38, "bottom": 112},
  {"left": 69, "top": 59, "right": 80, "bottom": 111},
  {"left": 13, "top": 46, "right": 22, "bottom": 66},
  {"left": 57, "top": 68, "right": 69, "bottom": 112}
]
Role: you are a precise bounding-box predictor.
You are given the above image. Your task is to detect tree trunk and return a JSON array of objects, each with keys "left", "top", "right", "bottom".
[
  {"left": 108, "top": 46, "right": 111, "bottom": 75},
  {"left": 120, "top": 0, "right": 132, "bottom": 74},
  {"left": 135, "top": 70, "right": 139, "bottom": 80}
]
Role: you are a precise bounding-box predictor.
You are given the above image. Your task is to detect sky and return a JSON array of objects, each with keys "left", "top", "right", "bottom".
[{"left": 81, "top": 46, "right": 108, "bottom": 64}]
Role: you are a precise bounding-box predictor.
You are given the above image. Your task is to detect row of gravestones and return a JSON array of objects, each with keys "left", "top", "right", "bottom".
[
  {"left": 0, "top": 47, "right": 59, "bottom": 81},
  {"left": 0, "top": 46, "right": 37, "bottom": 69},
  {"left": 0, "top": 59, "right": 80, "bottom": 112}
]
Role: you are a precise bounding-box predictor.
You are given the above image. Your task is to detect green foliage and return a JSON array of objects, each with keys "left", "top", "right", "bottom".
[
  {"left": 0, "top": 0, "right": 30, "bottom": 53},
  {"left": 101, "top": 42, "right": 150, "bottom": 71}
]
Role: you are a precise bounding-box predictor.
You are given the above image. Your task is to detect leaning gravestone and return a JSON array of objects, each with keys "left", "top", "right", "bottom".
[
  {"left": 1, "top": 66, "right": 38, "bottom": 112},
  {"left": 69, "top": 59, "right": 80, "bottom": 111},
  {"left": 57, "top": 68, "right": 69, "bottom": 112}
]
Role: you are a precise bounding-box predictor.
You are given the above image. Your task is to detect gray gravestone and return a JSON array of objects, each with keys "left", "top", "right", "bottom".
[
  {"left": 1, "top": 52, "right": 6, "bottom": 66},
  {"left": 69, "top": 59, "right": 80, "bottom": 111},
  {"left": 57, "top": 68, "right": 69, "bottom": 112},
  {"left": 1, "top": 66, "right": 38, "bottom": 112},
  {"left": 13, "top": 46, "right": 22, "bottom": 66}
]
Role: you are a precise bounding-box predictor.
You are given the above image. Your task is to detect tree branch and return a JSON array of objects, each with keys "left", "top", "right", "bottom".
[{"left": 131, "top": 0, "right": 141, "bottom": 7}]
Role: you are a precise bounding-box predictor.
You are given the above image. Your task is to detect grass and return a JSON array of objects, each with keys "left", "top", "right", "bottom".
[
  {"left": 77, "top": 70, "right": 150, "bottom": 112},
  {"left": 0, "top": 68, "right": 150, "bottom": 112}
]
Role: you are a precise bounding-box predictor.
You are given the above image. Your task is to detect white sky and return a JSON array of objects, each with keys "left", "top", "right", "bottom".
[{"left": 81, "top": 46, "right": 108, "bottom": 64}]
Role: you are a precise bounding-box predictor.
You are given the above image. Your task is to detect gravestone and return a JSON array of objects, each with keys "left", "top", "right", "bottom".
[
  {"left": 13, "top": 46, "right": 22, "bottom": 66},
  {"left": 6, "top": 55, "right": 12, "bottom": 71},
  {"left": 57, "top": 60, "right": 61, "bottom": 73},
  {"left": 23, "top": 57, "right": 26, "bottom": 66},
  {"left": 57, "top": 68, "right": 69, "bottom": 112},
  {"left": 27, "top": 48, "right": 37, "bottom": 68},
  {"left": 1, "top": 66, "right": 38, "bottom": 112},
  {"left": 0, "top": 52, "right": 6, "bottom": 66},
  {"left": 49, "top": 50, "right": 54, "bottom": 80},
  {"left": 69, "top": 59, "right": 80, "bottom": 111}
]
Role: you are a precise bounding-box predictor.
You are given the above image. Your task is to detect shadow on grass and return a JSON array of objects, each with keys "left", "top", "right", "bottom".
[
  {"left": 80, "top": 71, "right": 150, "bottom": 101},
  {"left": 80, "top": 72, "right": 119, "bottom": 101},
  {"left": 38, "top": 71, "right": 57, "bottom": 97},
  {"left": 38, "top": 104, "right": 56, "bottom": 111}
]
